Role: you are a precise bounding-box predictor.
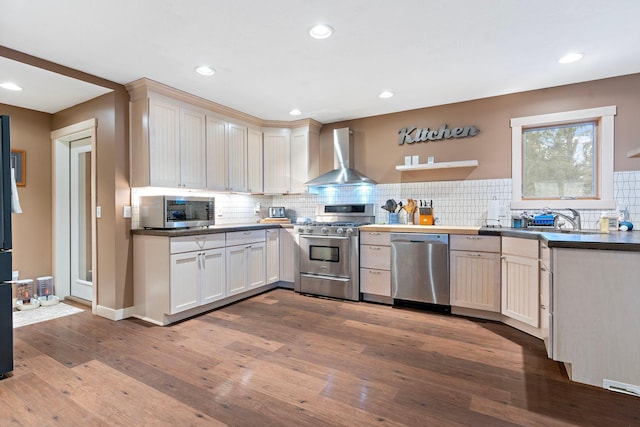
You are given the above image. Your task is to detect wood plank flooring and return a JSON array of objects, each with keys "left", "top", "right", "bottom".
[{"left": 2, "top": 288, "right": 639, "bottom": 426}]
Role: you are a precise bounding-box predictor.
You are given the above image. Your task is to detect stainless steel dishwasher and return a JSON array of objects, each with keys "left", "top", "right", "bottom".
[{"left": 390, "top": 233, "right": 450, "bottom": 311}]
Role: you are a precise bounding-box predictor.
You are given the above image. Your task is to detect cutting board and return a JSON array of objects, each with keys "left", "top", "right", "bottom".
[{"left": 258, "top": 218, "right": 291, "bottom": 224}]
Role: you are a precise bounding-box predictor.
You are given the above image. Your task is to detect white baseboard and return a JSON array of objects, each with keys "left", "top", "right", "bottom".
[{"left": 96, "top": 304, "right": 136, "bottom": 321}]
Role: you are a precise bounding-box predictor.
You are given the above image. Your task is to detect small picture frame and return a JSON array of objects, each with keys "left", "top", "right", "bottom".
[{"left": 10, "top": 149, "right": 25, "bottom": 186}]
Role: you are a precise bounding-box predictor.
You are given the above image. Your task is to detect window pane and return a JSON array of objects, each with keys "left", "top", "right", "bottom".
[{"left": 522, "top": 122, "right": 596, "bottom": 199}]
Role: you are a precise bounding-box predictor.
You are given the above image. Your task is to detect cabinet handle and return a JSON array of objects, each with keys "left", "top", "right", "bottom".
[
  {"left": 369, "top": 232, "right": 380, "bottom": 236},
  {"left": 468, "top": 253, "right": 482, "bottom": 257},
  {"left": 466, "top": 236, "right": 481, "bottom": 240},
  {"left": 540, "top": 304, "right": 547, "bottom": 310},
  {"left": 369, "top": 270, "right": 381, "bottom": 275},
  {"left": 244, "top": 231, "right": 251, "bottom": 235},
  {"left": 369, "top": 247, "right": 381, "bottom": 251},
  {"left": 500, "top": 255, "right": 506, "bottom": 260},
  {"left": 540, "top": 267, "right": 547, "bottom": 272}
]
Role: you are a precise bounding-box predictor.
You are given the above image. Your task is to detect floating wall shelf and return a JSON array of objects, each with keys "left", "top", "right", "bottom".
[
  {"left": 627, "top": 147, "right": 640, "bottom": 158},
  {"left": 395, "top": 159, "right": 479, "bottom": 171}
]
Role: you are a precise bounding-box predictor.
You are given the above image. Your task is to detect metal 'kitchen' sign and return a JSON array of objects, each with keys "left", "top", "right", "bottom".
[{"left": 398, "top": 124, "right": 480, "bottom": 145}]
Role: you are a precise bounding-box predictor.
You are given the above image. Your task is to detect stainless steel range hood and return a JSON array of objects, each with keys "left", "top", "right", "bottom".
[{"left": 305, "top": 127, "right": 376, "bottom": 187}]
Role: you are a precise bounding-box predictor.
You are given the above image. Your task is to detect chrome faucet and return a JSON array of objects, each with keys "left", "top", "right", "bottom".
[{"left": 543, "top": 208, "right": 581, "bottom": 230}]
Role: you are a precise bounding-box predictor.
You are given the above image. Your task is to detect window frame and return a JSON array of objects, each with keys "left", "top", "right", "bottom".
[{"left": 510, "top": 106, "right": 616, "bottom": 210}]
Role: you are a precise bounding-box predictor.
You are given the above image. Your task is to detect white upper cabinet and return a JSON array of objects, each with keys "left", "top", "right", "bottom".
[
  {"left": 130, "top": 94, "right": 206, "bottom": 189},
  {"left": 263, "top": 128, "right": 291, "bottom": 194},
  {"left": 290, "top": 126, "right": 319, "bottom": 194},
  {"left": 227, "top": 122, "right": 248, "bottom": 192},
  {"left": 179, "top": 107, "right": 207, "bottom": 189},
  {"left": 205, "top": 116, "right": 228, "bottom": 191},
  {"left": 263, "top": 124, "right": 319, "bottom": 194},
  {"left": 247, "top": 128, "right": 263, "bottom": 193}
]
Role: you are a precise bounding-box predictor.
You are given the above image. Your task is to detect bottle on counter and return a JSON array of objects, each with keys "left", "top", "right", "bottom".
[{"left": 600, "top": 211, "right": 609, "bottom": 233}]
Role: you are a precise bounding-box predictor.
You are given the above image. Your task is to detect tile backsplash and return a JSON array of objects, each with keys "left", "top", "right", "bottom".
[{"left": 132, "top": 170, "right": 640, "bottom": 230}]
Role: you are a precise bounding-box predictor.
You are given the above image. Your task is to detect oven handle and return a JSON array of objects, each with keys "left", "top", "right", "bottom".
[
  {"left": 299, "top": 235, "right": 351, "bottom": 241},
  {"left": 300, "top": 273, "right": 350, "bottom": 282}
]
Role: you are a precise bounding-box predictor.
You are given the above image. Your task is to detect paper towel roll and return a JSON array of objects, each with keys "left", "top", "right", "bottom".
[{"left": 487, "top": 197, "right": 500, "bottom": 226}]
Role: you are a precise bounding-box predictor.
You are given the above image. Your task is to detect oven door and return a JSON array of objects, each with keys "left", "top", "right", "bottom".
[{"left": 299, "top": 235, "right": 351, "bottom": 278}]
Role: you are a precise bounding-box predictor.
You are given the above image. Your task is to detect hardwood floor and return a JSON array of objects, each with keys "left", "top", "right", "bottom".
[{"left": 2, "top": 288, "right": 639, "bottom": 426}]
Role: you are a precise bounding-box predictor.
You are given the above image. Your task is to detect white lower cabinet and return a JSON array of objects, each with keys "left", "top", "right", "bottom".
[
  {"left": 225, "top": 230, "right": 266, "bottom": 296},
  {"left": 359, "top": 231, "right": 391, "bottom": 297},
  {"left": 450, "top": 235, "right": 501, "bottom": 312},
  {"left": 266, "top": 229, "right": 279, "bottom": 284},
  {"left": 501, "top": 237, "right": 539, "bottom": 327},
  {"left": 279, "top": 228, "right": 296, "bottom": 283}
]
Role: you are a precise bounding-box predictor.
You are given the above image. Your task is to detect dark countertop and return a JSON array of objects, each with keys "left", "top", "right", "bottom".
[
  {"left": 481, "top": 227, "right": 640, "bottom": 251},
  {"left": 131, "top": 223, "right": 284, "bottom": 237}
]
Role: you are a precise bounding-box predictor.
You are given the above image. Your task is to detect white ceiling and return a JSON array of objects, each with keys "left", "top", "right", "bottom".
[{"left": 1, "top": 0, "right": 640, "bottom": 122}]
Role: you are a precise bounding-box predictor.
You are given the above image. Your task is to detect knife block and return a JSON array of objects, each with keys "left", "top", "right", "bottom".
[{"left": 419, "top": 207, "right": 434, "bottom": 225}]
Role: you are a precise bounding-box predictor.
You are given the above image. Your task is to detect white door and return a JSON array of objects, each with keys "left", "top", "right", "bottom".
[{"left": 70, "top": 138, "right": 93, "bottom": 301}]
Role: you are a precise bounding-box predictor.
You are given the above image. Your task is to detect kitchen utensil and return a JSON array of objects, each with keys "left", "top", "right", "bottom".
[
  {"left": 382, "top": 199, "right": 397, "bottom": 213},
  {"left": 397, "top": 201, "right": 403, "bottom": 213}
]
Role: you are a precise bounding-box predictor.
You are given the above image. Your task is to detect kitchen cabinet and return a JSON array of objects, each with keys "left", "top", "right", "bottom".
[
  {"left": 450, "top": 235, "right": 501, "bottom": 312},
  {"left": 263, "top": 128, "right": 291, "bottom": 193},
  {"left": 360, "top": 231, "right": 391, "bottom": 299},
  {"left": 266, "top": 229, "right": 279, "bottom": 284},
  {"left": 501, "top": 237, "right": 539, "bottom": 328},
  {"left": 227, "top": 122, "right": 248, "bottom": 192},
  {"left": 247, "top": 128, "right": 263, "bottom": 193},
  {"left": 539, "top": 241, "right": 552, "bottom": 357},
  {"left": 225, "top": 230, "right": 266, "bottom": 296},
  {"left": 130, "top": 94, "right": 206, "bottom": 188},
  {"left": 279, "top": 228, "right": 296, "bottom": 284},
  {"left": 263, "top": 124, "right": 320, "bottom": 194},
  {"left": 206, "top": 116, "right": 262, "bottom": 193}
]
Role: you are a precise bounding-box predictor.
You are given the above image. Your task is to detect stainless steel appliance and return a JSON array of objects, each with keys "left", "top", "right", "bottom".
[
  {"left": 268, "top": 206, "right": 286, "bottom": 218},
  {"left": 295, "top": 203, "right": 374, "bottom": 301},
  {"left": 139, "top": 195, "right": 214, "bottom": 229},
  {"left": 390, "top": 233, "right": 450, "bottom": 312},
  {"left": 305, "top": 128, "right": 376, "bottom": 187},
  {"left": 0, "top": 115, "right": 13, "bottom": 377}
]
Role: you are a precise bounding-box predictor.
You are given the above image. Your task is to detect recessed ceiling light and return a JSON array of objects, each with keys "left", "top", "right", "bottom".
[
  {"left": 378, "top": 90, "right": 394, "bottom": 99},
  {"left": 558, "top": 53, "right": 584, "bottom": 64},
  {"left": 0, "top": 82, "right": 22, "bottom": 91},
  {"left": 289, "top": 109, "right": 302, "bottom": 116},
  {"left": 309, "top": 24, "right": 334, "bottom": 39},
  {"left": 194, "top": 65, "right": 216, "bottom": 76}
]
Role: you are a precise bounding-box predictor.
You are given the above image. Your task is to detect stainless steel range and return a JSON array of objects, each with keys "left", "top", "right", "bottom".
[{"left": 295, "top": 203, "right": 375, "bottom": 301}]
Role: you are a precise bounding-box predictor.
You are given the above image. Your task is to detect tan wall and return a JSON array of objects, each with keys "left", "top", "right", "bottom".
[
  {"left": 0, "top": 104, "right": 52, "bottom": 280},
  {"left": 52, "top": 91, "right": 132, "bottom": 309},
  {"left": 320, "top": 73, "right": 640, "bottom": 183}
]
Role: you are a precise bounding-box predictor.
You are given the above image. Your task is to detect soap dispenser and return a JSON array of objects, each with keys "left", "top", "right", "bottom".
[{"left": 599, "top": 211, "right": 609, "bottom": 233}]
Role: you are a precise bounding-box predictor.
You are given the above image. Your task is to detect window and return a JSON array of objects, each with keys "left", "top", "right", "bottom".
[{"left": 511, "top": 106, "right": 616, "bottom": 210}]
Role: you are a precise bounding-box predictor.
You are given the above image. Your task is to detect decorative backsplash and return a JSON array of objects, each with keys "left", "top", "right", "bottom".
[{"left": 132, "top": 170, "right": 640, "bottom": 230}]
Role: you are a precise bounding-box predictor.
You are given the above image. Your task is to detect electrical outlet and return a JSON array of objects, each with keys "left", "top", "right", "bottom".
[{"left": 254, "top": 202, "right": 261, "bottom": 214}]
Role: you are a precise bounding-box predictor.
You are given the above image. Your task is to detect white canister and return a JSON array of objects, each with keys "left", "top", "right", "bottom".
[
  {"left": 404, "top": 156, "right": 411, "bottom": 166},
  {"left": 412, "top": 155, "right": 419, "bottom": 165}
]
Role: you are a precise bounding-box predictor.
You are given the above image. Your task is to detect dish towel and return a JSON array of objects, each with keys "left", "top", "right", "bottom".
[{"left": 11, "top": 167, "right": 22, "bottom": 214}]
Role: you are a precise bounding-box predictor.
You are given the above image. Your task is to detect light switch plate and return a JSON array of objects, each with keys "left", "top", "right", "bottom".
[
  {"left": 96, "top": 206, "right": 102, "bottom": 218},
  {"left": 123, "top": 205, "right": 132, "bottom": 218}
]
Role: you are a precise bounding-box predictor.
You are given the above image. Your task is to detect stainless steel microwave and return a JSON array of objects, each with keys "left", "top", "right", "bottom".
[{"left": 139, "top": 196, "right": 215, "bottom": 229}]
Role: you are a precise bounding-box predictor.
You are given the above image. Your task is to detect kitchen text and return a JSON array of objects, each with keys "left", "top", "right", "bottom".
[{"left": 398, "top": 124, "right": 480, "bottom": 145}]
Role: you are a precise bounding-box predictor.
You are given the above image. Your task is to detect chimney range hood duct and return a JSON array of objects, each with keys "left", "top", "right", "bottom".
[{"left": 305, "top": 127, "right": 376, "bottom": 187}]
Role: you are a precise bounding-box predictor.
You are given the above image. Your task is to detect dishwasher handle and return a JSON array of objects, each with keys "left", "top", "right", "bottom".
[{"left": 390, "top": 233, "right": 449, "bottom": 244}]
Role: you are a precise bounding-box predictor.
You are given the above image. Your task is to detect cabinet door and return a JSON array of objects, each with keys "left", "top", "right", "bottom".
[
  {"left": 290, "top": 128, "right": 309, "bottom": 193},
  {"left": 266, "top": 229, "right": 279, "bottom": 284},
  {"left": 201, "top": 248, "right": 226, "bottom": 305},
  {"left": 228, "top": 123, "right": 248, "bottom": 192},
  {"left": 501, "top": 253, "right": 539, "bottom": 326},
  {"left": 451, "top": 250, "right": 500, "bottom": 312},
  {"left": 279, "top": 228, "right": 296, "bottom": 282},
  {"left": 540, "top": 244, "right": 552, "bottom": 357},
  {"left": 149, "top": 97, "right": 180, "bottom": 187},
  {"left": 263, "top": 129, "right": 291, "bottom": 193},
  {"left": 179, "top": 107, "right": 207, "bottom": 189},
  {"left": 225, "top": 245, "right": 247, "bottom": 296},
  {"left": 206, "top": 116, "right": 228, "bottom": 191},
  {"left": 247, "top": 242, "right": 266, "bottom": 290},
  {"left": 247, "top": 128, "right": 263, "bottom": 193},
  {"left": 169, "top": 251, "right": 200, "bottom": 314},
  {"left": 360, "top": 268, "right": 391, "bottom": 296}
]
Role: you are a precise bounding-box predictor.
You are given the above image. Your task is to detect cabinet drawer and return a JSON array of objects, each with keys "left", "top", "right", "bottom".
[
  {"left": 360, "top": 231, "right": 390, "bottom": 246},
  {"left": 450, "top": 234, "right": 500, "bottom": 252},
  {"left": 226, "top": 229, "right": 266, "bottom": 246},
  {"left": 360, "top": 244, "right": 391, "bottom": 270},
  {"left": 360, "top": 268, "right": 391, "bottom": 296},
  {"left": 502, "top": 236, "right": 538, "bottom": 258},
  {"left": 170, "top": 234, "right": 225, "bottom": 254}
]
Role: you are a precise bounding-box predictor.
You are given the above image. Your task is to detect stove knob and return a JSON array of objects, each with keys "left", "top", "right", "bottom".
[
  {"left": 321, "top": 227, "right": 329, "bottom": 234},
  {"left": 306, "top": 227, "right": 314, "bottom": 233},
  {"left": 346, "top": 228, "right": 354, "bottom": 235},
  {"left": 336, "top": 227, "right": 344, "bottom": 235}
]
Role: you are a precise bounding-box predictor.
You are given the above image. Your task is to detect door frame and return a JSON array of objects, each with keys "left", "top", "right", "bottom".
[{"left": 51, "top": 118, "right": 97, "bottom": 314}]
